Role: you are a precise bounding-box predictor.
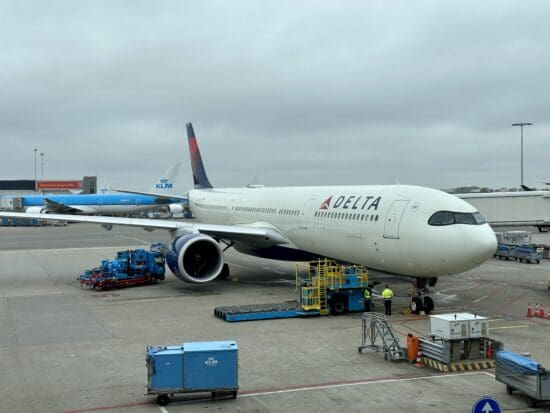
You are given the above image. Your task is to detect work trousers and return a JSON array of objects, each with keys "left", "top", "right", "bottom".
[
  {"left": 384, "top": 299, "right": 392, "bottom": 316},
  {"left": 364, "top": 299, "right": 371, "bottom": 312}
]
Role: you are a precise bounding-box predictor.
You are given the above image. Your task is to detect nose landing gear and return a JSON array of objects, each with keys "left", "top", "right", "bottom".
[{"left": 410, "top": 277, "right": 437, "bottom": 315}]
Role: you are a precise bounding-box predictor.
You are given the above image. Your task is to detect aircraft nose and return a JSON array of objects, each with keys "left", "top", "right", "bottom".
[{"left": 464, "top": 225, "right": 498, "bottom": 265}]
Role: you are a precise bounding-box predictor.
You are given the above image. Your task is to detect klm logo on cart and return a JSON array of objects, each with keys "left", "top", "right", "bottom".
[
  {"left": 204, "top": 357, "right": 218, "bottom": 367},
  {"left": 155, "top": 179, "right": 173, "bottom": 190},
  {"left": 319, "top": 195, "right": 382, "bottom": 211}
]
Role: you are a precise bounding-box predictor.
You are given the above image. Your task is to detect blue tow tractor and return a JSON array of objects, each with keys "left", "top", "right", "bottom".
[
  {"left": 78, "top": 243, "right": 167, "bottom": 289},
  {"left": 145, "top": 340, "right": 238, "bottom": 406}
]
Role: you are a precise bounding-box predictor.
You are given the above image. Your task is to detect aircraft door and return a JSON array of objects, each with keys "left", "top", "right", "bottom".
[
  {"left": 299, "top": 198, "right": 315, "bottom": 229},
  {"left": 383, "top": 200, "right": 409, "bottom": 239}
]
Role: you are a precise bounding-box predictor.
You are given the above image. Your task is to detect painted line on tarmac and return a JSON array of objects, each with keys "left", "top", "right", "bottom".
[
  {"left": 63, "top": 372, "right": 492, "bottom": 412},
  {"left": 495, "top": 291, "right": 529, "bottom": 314},
  {"left": 490, "top": 325, "right": 530, "bottom": 330},
  {"left": 237, "top": 371, "right": 490, "bottom": 398},
  {"left": 61, "top": 401, "right": 151, "bottom": 413},
  {"left": 472, "top": 295, "right": 488, "bottom": 304},
  {"left": 159, "top": 407, "right": 168, "bottom": 413}
]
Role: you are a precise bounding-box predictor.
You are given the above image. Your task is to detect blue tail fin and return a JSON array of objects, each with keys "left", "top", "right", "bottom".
[{"left": 186, "top": 123, "right": 213, "bottom": 189}]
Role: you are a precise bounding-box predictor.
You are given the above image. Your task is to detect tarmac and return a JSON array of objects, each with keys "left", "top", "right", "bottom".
[{"left": 0, "top": 223, "right": 549, "bottom": 412}]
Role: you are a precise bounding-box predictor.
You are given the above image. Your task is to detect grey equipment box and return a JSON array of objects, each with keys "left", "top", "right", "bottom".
[{"left": 428, "top": 313, "right": 488, "bottom": 340}]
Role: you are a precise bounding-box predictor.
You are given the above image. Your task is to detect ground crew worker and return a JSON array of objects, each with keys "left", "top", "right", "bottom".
[
  {"left": 363, "top": 288, "right": 372, "bottom": 312},
  {"left": 382, "top": 285, "right": 394, "bottom": 316}
]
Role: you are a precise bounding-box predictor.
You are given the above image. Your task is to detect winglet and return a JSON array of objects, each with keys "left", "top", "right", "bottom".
[{"left": 186, "top": 123, "right": 213, "bottom": 189}]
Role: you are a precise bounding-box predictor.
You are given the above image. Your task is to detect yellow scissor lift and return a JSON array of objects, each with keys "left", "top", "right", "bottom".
[{"left": 297, "top": 259, "right": 369, "bottom": 315}]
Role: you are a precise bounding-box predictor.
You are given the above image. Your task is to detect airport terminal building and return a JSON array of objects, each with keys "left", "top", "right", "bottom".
[{"left": 0, "top": 176, "right": 97, "bottom": 196}]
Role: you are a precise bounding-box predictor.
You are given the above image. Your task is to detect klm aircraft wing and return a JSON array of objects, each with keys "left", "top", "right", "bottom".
[
  {"left": 112, "top": 190, "right": 188, "bottom": 203},
  {"left": 43, "top": 198, "right": 89, "bottom": 214},
  {"left": 0, "top": 211, "right": 288, "bottom": 247}
]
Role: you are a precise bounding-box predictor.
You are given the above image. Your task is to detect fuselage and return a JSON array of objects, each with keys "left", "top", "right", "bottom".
[
  {"left": 188, "top": 184, "right": 497, "bottom": 278},
  {"left": 3, "top": 193, "right": 181, "bottom": 215}
]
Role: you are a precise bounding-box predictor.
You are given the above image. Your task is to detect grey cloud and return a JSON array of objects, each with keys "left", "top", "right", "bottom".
[{"left": 1, "top": 0, "right": 549, "bottom": 192}]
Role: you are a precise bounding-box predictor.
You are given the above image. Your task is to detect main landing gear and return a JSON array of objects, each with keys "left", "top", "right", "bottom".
[
  {"left": 219, "top": 263, "right": 230, "bottom": 280},
  {"left": 410, "top": 277, "right": 437, "bottom": 315}
]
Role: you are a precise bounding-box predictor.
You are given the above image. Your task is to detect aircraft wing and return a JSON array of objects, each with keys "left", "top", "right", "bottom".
[
  {"left": 0, "top": 211, "right": 289, "bottom": 246},
  {"left": 113, "top": 189, "right": 188, "bottom": 203},
  {"left": 43, "top": 198, "right": 88, "bottom": 214}
]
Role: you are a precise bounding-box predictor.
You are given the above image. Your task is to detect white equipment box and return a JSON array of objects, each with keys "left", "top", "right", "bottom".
[{"left": 428, "top": 313, "right": 488, "bottom": 340}]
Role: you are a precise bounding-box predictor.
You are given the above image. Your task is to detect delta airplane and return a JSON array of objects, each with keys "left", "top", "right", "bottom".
[
  {"left": 0, "top": 123, "right": 497, "bottom": 314},
  {"left": 0, "top": 164, "right": 186, "bottom": 217}
]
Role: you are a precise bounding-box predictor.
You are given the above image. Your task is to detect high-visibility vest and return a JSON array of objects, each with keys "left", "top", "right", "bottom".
[
  {"left": 382, "top": 288, "right": 393, "bottom": 300},
  {"left": 364, "top": 289, "right": 371, "bottom": 300}
]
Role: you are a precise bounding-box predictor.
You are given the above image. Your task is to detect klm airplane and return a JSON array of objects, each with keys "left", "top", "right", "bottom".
[{"left": 0, "top": 164, "right": 186, "bottom": 216}]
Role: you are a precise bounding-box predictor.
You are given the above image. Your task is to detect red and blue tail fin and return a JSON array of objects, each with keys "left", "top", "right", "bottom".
[{"left": 186, "top": 123, "right": 213, "bottom": 189}]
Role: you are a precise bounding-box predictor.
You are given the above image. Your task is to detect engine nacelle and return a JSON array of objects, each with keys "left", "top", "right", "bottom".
[
  {"left": 166, "top": 233, "right": 224, "bottom": 283},
  {"left": 168, "top": 203, "right": 184, "bottom": 214},
  {"left": 26, "top": 206, "right": 47, "bottom": 214}
]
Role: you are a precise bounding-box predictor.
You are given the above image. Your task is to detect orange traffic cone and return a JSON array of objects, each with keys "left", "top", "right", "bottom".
[
  {"left": 526, "top": 303, "right": 532, "bottom": 318},
  {"left": 415, "top": 348, "right": 424, "bottom": 368},
  {"left": 540, "top": 305, "right": 545, "bottom": 319},
  {"left": 534, "top": 303, "right": 540, "bottom": 318}
]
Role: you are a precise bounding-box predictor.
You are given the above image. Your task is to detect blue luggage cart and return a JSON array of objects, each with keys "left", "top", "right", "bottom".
[
  {"left": 495, "top": 351, "right": 550, "bottom": 408},
  {"left": 146, "top": 340, "right": 238, "bottom": 406}
]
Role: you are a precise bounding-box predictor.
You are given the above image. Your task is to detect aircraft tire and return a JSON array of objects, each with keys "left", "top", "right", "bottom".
[
  {"left": 331, "top": 297, "right": 346, "bottom": 315},
  {"left": 157, "top": 395, "right": 170, "bottom": 406},
  {"left": 410, "top": 297, "right": 423, "bottom": 315},
  {"left": 423, "top": 296, "right": 434, "bottom": 314}
]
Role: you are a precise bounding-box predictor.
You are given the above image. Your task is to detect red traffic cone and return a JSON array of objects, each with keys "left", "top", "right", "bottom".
[
  {"left": 540, "top": 305, "right": 545, "bottom": 319},
  {"left": 486, "top": 340, "right": 494, "bottom": 359},
  {"left": 415, "top": 348, "right": 424, "bottom": 368},
  {"left": 526, "top": 303, "right": 532, "bottom": 318},
  {"left": 534, "top": 303, "right": 540, "bottom": 318}
]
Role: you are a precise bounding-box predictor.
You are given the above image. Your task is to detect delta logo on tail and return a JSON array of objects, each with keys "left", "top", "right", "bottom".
[{"left": 319, "top": 195, "right": 382, "bottom": 210}]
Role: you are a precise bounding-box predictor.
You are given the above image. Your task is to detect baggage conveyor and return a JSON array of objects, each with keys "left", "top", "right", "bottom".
[{"left": 214, "top": 259, "right": 372, "bottom": 322}]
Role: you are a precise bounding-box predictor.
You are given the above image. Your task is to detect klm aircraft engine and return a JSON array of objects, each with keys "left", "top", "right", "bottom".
[
  {"left": 166, "top": 234, "right": 224, "bottom": 283},
  {"left": 167, "top": 204, "right": 184, "bottom": 214},
  {"left": 26, "top": 206, "right": 47, "bottom": 214}
]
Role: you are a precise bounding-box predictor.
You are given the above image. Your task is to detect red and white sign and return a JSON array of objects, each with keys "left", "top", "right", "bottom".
[{"left": 36, "top": 180, "right": 82, "bottom": 190}]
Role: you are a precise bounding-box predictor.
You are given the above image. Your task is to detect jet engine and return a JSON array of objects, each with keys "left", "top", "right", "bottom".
[
  {"left": 166, "top": 233, "right": 224, "bottom": 283},
  {"left": 168, "top": 204, "right": 184, "bottom": 214},
  {"left": 26, "top": 206, "right": 47, "bottom": 214}
]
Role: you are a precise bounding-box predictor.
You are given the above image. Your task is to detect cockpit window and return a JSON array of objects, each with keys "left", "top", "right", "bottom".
[{"left": 428, "top": 211, "right": 486, "bottom": 226}]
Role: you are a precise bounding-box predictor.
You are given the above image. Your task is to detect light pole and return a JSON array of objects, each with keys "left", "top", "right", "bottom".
[
  {"left": 40, "top": 152, "right": 44, "bottom": 180},
  {"left": 512, "top": 122, "right": 532, "bottom": 188},
  {"left": 34, "top": 148, "right": 37, "bottom": 182}
]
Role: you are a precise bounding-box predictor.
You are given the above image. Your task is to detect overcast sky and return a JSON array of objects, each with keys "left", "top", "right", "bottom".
[{"left": 1, "top": 1, "right": 549, "bottom": 193}]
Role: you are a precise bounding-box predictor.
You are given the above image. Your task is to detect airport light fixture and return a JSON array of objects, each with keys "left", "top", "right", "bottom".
[
  {"left": 40, "top": 152, "right": 44, "bottom": 180},
  {"left": 512, "top": 122, "right": 532, "bottom": 188},
  {"left": 34, "top": 148, "right": 37, "bottom": 183}
]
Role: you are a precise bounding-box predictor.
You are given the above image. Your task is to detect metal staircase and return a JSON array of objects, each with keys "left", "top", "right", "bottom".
[{"left": 358, "top": 313, "right": 407, "bottom": 361}]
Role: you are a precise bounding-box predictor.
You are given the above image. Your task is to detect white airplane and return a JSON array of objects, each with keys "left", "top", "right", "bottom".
[{"left": 0, "top": 123, "right": 497, "bottom": 314}]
